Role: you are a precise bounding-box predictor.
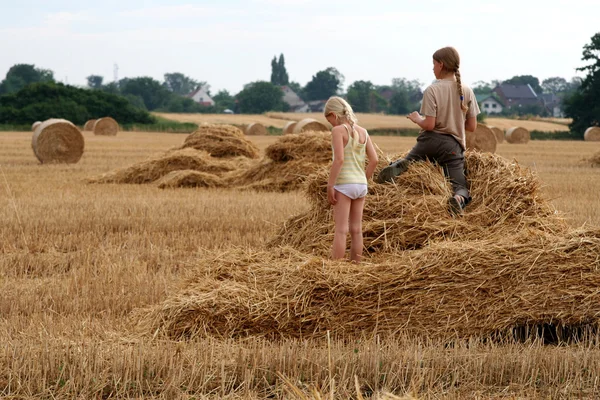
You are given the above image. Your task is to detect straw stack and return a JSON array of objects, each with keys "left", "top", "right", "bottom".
[
  {"left": 465, "top": 124, "right": 497, "bottom": 153},
  {"left": 283, "top": 121, "right": 297, "bottom": 134},
  {"left": 292, "top": 118, "right": 329, "bottom": 134},
  {"left": 31, "top": 119, "right": 84, "bottom": 164},
  {"left": 83, "top": 119, "right": 97, "bottom": 131},
  {"left": 489, "top": 126, "right": 504, "bottom": 143},
  {"left": 181, "top": 124, "right": 260, "bottom": 159},
  {"left": 155, "top": 170, "right": 223, "bottom": 189},
  {"left": 245, "top": 122, "right": 267, "bottom": 136},
  {"left": 93, "top": 117, "right": 119, "bottom": 136},
  {"left": 505, "top": 127, "right": 530, "bottom": 144},
  {"left": 31, "top": 121, "right": 41, "bottom": 131},
  {"left": 584, "top": 127, "right": 600, "bottom": 141}
]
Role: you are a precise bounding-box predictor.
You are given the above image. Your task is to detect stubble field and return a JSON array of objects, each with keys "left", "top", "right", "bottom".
[{"left": 1, "top": 129, "right": 600, "bottom": 399}]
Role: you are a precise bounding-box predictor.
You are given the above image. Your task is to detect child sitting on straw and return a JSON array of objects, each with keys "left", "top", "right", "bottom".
[
  {"left": 325, "top": 97, "right": 378, "bottom": 263},
  {"left": 376, "top": 46, "right": 480, "bottom": 216}
]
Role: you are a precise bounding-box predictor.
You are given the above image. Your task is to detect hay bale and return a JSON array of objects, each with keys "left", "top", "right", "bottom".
[
  {"left": 83, "top": 119, "right": 97, "bottom": 131},
  {"left": 155, "top": 170, "right": 222, "bottom": 189},
  {"left": 93, "top": 117, "right": 119, "bottom": 136},
  {"left": 588, "top": 151, "right": 600, "bottom": 167},
  {"left": 245, "top": 122, "right": 267, "bottom": 136},
  {"left": 584, "top": 126, "right": 600, "bottom": 141},
  {"left": 489, "top": 126, "right": 504, "bottom": 143},
  {"left": 181, "top": 124, "right": 259, "bottom": 159},
  {"left": 265, "top": 131, "right": 331, "bottom": 163},
  {"left": 137, "top": 229, "right": 600, "bottom": 340},
  {"left": 88, "top": 148, "right": 240, "bottom": 184},
  {"left": 31, "top": 119, "right": 84, "bottom": 164},
  {"left": 505, "top": 126, "right": 530, "bottom": 144},
  {"left": 31, "top": 121, "right": 41, "bottom": 131},
  {"left": 292, "top": 118, "right": 329, "bottom": 134},
  {"left": 283, "top": 121, "right": 297, "bottom": 134},
  {"left": 465, "top": 124, "right": 497, "bottom": 153}
]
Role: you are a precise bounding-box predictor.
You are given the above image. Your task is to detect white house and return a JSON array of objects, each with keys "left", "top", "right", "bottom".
[
  {"left": 187, "top": 85, "right": 215, "bottom": 106},
  {"left": 281, "top": 85, "right": 310, "bottom": 113},
  {"left": 476, "top": 94, "right": 503, "bottom": 114}
]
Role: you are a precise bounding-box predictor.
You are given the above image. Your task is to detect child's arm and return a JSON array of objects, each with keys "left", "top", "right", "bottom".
[
  {"left": 408, "top": 111, "right": 436, "bottom": 131},
  {"left": 465, "top": 116, "right": 477, "bottom": 132},
  {"left": 365, "top": 135, "right": 379, "bottom": 180},
  {"left": 327, "top": 127, "right": 345, "bottom": 205}
]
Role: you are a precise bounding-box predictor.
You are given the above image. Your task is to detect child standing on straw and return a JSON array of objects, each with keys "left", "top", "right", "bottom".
[
  {"left": 376, "top": 46, "right": 480, "bottom": 215},
  {"left": 325, "top": 96, "right": 378, "bottom": 263}
]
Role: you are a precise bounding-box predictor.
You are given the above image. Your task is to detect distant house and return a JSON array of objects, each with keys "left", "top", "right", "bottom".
[
  {"left": 476, "top": 94, "right": 504, "bottom": 114},
  {"left": 187, "top": 85, "right": 214, "bottom": 106},
  {"left": 307, "top": 100, "right": 327, "bottom": 113},
  {"left": 492, "top": 83, "right": 542, "bottom": 108},
  {"left": 540, "top": 93, "right": 564, "bottom": 117},
  {"left": 281, "top": 85, "right": 310, "bottom": 112}
]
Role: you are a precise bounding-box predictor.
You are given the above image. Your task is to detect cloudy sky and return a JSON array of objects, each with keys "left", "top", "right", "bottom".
[{"left": 1, "top": 0, "right": 598, "bottom": 94}]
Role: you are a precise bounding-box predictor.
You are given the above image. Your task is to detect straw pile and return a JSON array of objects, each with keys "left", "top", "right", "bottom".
[
  {"left": 137, "top": 228, "right": 600, "bottom": 340},
  {"left": 465, "top": 124, "right": 497, "bottom": 153},
  {"left": 584, "top": 126, "right": 600, "bottom": 141},
  {"left": 230, "top": 131, "right": 332, "bottom": 191},
  {"left": 489, "top": 126, "right": 504, "bottom": 143},
  {"left": 283, "top": 121, "right": 297, "bottom": 134},
  {"left": 83, "top": 119, "right": 96, "bottom": 131},
  {"left": 181, "top": 124, "right": 260, "bottom": 159},
  {"left": 293, "top": 118, "right": 329, "bottom": 134},
  {"left": 155, "top": 170, "right": 222, "bottom": 189},
  {"left": 589, "top": 151, "right": 600, "bottom": 167},
  {"left": 270, "top": 152, "right": 567, "bottom": 253},
  {"left": 88, "top": 148, "right": 238, "bottom": 184},
  {"left": 31, "top": 121, "right": 41, "bottom": 131},
  {"left": 505, "top": 127, "right": 530, "bottom": 144},
  {"left": 93, "top": 117, "right": 119, "bottom": 136},
  {"left": 245, "top": 122, "right": 267, "bottom": 136},
  {"left": 32, "top": 119, "right": 85, "bottom": 164}
]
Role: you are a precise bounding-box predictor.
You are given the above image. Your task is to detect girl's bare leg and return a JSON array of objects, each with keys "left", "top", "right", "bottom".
[
  {"left": 349, "top": 196, "right": 365, "bottom": 263},
  {"left": 332, "top": 192, "right": 351, "bottom": 260}
]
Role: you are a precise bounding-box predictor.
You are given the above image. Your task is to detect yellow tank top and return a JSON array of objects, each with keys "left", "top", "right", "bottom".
[{"left": 333, "top": 125, "right": 368, "bottom": 185}]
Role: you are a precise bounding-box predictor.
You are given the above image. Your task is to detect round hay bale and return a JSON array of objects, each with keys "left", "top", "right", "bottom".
[
  {"left": 93, "top": 117, "right": 119, "bottom": 136},
  {"left": 292, "top": 118, "right": 329, "bottom": 134},
  {"left": 465, "top": 124, "right": 497, "bottom": 153},
  {"left": 505, "top": 126, "right": 530, "bottom": 144},
  {"left": 489, "top": 126, "right": 504, "bottom": 143},
  {"left": 31, "top": 119, "right": 84, "bottom": 164},
  {"left": 245, "top": 122, "right": 267, "bottom": 136},
  {"left": 31, "top": 121, "right": 41, "bottom": 131},
  {"left": 83, "top": 119, "right": 97, "bottom": 131},
  {"left": 584, "top": 126, "right": 600, "bottom": 142},
  {"left": 283, "top": 121, "right": 297, "bottom": 134}
]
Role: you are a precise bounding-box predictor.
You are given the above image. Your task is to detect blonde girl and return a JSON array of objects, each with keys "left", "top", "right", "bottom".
[
  {"left": 324, "top": 96, "right": 378, "bottom": 263},
  {"left": 376, "top": 46, "right": 480, "bottom": 215}
]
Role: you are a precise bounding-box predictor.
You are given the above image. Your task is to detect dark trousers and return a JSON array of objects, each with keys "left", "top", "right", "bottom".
[{"left": 403, "top": 132, "right": 470, "bottom": 202}]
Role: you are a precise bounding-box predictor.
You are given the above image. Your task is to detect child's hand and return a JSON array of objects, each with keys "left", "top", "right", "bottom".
[
  {"left": 407, "top": 111, "right": 422, "bottom": 124},
  {"left": 327, "top": 185, "right": 337, "bottom": 206}
]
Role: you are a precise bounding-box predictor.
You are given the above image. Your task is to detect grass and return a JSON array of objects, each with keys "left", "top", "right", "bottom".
[{"left": 1, "top": 130, "right": 600, "bottom": 398}]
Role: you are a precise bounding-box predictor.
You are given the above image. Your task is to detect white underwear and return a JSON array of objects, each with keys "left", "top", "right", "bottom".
[{"left": 334, "top": 183, "right": 368, "bottom": 200}]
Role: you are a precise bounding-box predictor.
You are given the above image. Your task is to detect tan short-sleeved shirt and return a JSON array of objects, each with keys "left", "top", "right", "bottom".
[{"left": 420, "top": 79, "right": 480, "bottom": 150}]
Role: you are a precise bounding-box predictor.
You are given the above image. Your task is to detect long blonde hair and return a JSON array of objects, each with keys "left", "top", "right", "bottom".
[
  {"left": 432, "top": 47, "right": 469, "bottom": 113},
  {"left": 324, "top": 96, "right": 360, "bottom": 147}
]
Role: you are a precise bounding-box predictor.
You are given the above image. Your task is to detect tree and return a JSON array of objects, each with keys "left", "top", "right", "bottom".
[
  {"left": 0, "top": 64, "right": 55, "bottom": 95},
  {"left": 541, "top": 77, "right": 568, "bottom": 94},
  {"left": 287, "top": 81, "right": 305, "bottom": 101},
  {"left": 212, "top": 89, "right": 235, "bottom": 111},
  {"left": 120, "top": 77, "right": 171, "bottom": 110},
  {"left": 270, "top": 53, "right": 289, "bottom": 86},
  {"left": 346, "top": 80, "right": 374, "bottom": 112},
  {"left": 304, "top": 67, "right": 344, "bottom": 101},
  {"left": 389, "top": 90, "right": 410, "bottom": 114},
  {"left": 472, "top": 80, "right": 494, "bottom": 95},
  {"left": 502, "top": 75, "right": 543, "bottom": 94},
  {"left": 564, "top": 32, "right": 600, "bottom": 135},
  {"left": 163, "top": 72, "right": 202, "bottom": 96},
  {"left": 86, "top": 75, "right": 104, "bottom": 89},
  {"left": 236, "top": 81, "right": 287, "bottom": 114}
]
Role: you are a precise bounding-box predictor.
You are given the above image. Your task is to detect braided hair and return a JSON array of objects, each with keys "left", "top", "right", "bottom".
[{"left": 433, "top": 47, "right": 469, "bottom": 113}]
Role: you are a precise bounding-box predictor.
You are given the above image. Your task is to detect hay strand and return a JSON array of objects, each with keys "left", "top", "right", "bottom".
[
  {"left": 293, "top": 118, "right": 329, "bottom": 134},
  {"left": 465, "top": 124, "right": 497, "bottom": 153},
  {"left": 505, "top": 127, "right": 530, "bottom": 144},
  {"left": 584, "top": 126, "right": 600, "bottom": 142},
  {"left": 31, "top": 119, "right": 84, "bottom": 164},
  {"left": 93, "top": 117, "right": 119, "bottom": 136},
  {"left": 488, "top": 126, "right": 504, "bottom": 144}
]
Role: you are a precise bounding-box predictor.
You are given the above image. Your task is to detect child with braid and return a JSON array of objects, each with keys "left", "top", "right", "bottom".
[
  {"left": 376, "top": 46, "right": 480, "bottom": 215},
  {"left": 324, "top": 96, "right": 378, "bottom": 263}
]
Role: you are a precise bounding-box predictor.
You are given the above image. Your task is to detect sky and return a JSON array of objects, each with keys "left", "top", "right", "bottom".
[{"left": 1, "top": 0, "right": 599, "bottom": 95}]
